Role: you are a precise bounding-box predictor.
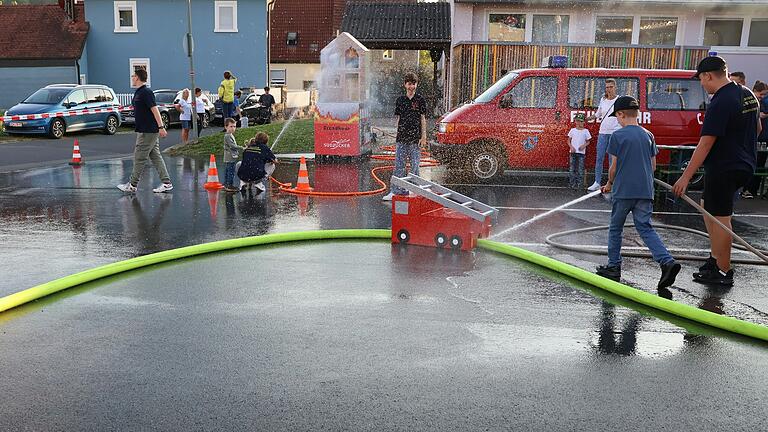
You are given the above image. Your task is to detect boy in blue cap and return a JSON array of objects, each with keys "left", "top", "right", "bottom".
[{"left": 597, "top": 95, "right": 681, "bottom": 289}]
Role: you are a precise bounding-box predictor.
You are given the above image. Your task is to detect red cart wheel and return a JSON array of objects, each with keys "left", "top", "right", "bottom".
[
  {"left": 434, "top": 233, "right": 447, "bottom": 248},
  {"left": 449, "top": 235, "right": 463, "bottom": 250},
  {"left": 396, "top": 229, "right": 410, "bottom": 243}
]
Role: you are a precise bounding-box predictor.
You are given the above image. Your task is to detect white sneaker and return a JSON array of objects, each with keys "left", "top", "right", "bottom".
[
  {"left": 117, "top": 182, "right": 137, "bottom": 193},
  {"left": 382, "top": 192, "right": 394, "bottom": 201},
  {"left": 255, "top": 182, "right": 265, "bottom": 192},
  {"left": 587, "top": 182, "right": 601, "bottom": 192},
  {"left": 152, "top": 183, "right": 174, "bottom": 193}
]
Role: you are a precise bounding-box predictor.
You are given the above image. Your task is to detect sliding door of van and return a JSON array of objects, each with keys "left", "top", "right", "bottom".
[
  {"left": 497, "top": 75, "right": 565, "bottom": 169},
  {"left": 568, "top": 76, "right": 640, "bottom": 168},
  {"left": 645, "top": 78, "right": 707, "bottom": 145}
]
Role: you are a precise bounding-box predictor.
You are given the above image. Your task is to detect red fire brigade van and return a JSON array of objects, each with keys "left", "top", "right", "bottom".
[{"left": 433, "top": 57, "right": 707, "bottom": 181}]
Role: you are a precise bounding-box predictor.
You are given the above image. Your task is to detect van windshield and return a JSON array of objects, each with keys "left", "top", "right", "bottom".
[
  {"left": 474, "top": 72, "right": 519, "bottom": 103},
  {"left": 22, "top": 88, "right": 71, "bottom": 104}
]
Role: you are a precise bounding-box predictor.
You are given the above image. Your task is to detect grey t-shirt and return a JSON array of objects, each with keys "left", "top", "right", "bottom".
[{"left": 607, "top": 125, "right": 658, "bottom": 200}]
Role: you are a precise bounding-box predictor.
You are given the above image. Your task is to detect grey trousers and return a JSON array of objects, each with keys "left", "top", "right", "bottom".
[{"left": 129, "top": 133, "right": 171, "bottom": 186}]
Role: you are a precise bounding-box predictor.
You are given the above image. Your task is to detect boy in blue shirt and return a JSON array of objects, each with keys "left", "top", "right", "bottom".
[
  {"left": 596, "top": 96, "right": 681, "bottom": 289},
  {"left": 237, "top": 132, "right": 276, "bottom": 193}
]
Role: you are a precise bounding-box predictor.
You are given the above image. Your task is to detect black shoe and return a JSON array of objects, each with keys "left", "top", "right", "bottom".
[
  {"left": 657, "top": 287, "right": 673, "bottom": 300},
  {"left": 693, "top": 268, "right": 734, "bottom": 286},
  {"left": 596, "top": 264, "right": 621, "bottom": 281},
  {"left": 698, "top": 255, "right": 717, "bottom": 272},
  {"left": 658, "top": 261, "right": 681, "bottom": 289}
]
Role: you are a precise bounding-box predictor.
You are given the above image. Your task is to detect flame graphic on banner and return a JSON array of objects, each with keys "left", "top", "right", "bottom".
[{"left": 313, "top": 107, "right": 360, "bottom": 124}]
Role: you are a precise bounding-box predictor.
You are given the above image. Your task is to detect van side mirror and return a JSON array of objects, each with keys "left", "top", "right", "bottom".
[{"left": 500, "top": 93, "right": 513, "bottom": 109}]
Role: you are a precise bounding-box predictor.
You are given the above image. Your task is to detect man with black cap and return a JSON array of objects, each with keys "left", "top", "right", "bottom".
[
  {"left": 597, "top": 95, "right": 680, "bottom": 289},
  {"left": 672, "top": 56, "right": 762, "bottom": 286}
]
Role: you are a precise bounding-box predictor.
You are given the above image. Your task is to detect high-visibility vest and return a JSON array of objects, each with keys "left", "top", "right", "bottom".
[{"left": 218, "top": 77, "right": 237, "bottom": 103}]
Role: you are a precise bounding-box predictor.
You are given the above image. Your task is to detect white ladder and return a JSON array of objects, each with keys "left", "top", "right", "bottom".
[{"left": 391, "top": 174, "right": 498, "bottom": 222}]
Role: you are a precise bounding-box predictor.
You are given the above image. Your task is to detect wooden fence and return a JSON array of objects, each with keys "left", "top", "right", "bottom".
[{"left": 450, "top": 42, "right": 710, "bottom": 107}]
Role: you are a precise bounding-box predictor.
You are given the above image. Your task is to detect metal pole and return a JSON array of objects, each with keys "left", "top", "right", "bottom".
[{"left": 187, "top": 0, "right": 198, "bottom": 138}]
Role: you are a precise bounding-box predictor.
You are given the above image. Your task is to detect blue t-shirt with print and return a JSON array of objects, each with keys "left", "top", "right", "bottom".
[{"left": 607, "top": 125, "right": 658, "bottom": 200}]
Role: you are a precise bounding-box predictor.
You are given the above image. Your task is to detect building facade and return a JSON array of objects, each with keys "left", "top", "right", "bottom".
[
  {"left": 84, "top": 0, "right": 268, "bottom": 95},
  {"left": 270, "top": 0, "right": 419, "bottom": 91},
  {"left": 450, "top": 0, "right": 768, "bottom": 105},
  {"left": 0, "top": 3, "right": 89, "bottom": 109}
]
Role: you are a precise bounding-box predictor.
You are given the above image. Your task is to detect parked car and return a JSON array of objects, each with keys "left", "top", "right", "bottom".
[
  {"left": 3, "top": 84, "right": 122, "bottom": 139},
  {"left": 214, "top": 92, "right": 271, "bottom": 125},
  {"left": 121, "top": 89, "right": 215, "bottom": 129}
]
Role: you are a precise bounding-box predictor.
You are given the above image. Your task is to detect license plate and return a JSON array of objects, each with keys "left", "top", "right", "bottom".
[{"left": 8, "top": 122, "right": 22, "bottom": 127}]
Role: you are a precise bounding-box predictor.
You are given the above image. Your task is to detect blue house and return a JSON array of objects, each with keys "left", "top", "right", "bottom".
[{"left": 83, "top": 0, "right": 269, "bottom": 95}]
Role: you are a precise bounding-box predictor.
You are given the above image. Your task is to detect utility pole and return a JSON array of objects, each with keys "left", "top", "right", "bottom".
[{"left": 186, "top": 0, "right": 198, "bottom": 138}]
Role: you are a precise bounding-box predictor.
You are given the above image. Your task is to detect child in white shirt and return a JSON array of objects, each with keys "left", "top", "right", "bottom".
[{"left": 568, "top": 113, "right": 592, "bottom": 189}]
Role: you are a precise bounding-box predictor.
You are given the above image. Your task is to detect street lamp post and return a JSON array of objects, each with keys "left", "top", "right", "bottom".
[{"left": 186, "top": 0, "right": 198, "bottom": 138}]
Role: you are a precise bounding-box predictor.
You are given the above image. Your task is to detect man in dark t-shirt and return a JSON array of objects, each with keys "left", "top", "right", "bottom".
[
  {"left": 117, "top": 68, "right": 173, "bottom": 194},
  {"left": 673, "top": 56, "right": 762, "bottom": 286},
  {"left": 259, "top": 87, "right": 276, "bottom": 124},
  {"left": 383, "top": 72, "right": 427, "bottom": 201}
]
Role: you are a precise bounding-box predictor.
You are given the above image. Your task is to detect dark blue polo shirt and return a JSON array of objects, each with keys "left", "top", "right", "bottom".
[
  {"left": 759, "top": 95, "right": 768, "bottom": 142},
  {"left": 701, "top": 81, "right": 759, "bottom": 174},
  {"left": 132, "top": 85, "right": 159, "bottom": 133}
]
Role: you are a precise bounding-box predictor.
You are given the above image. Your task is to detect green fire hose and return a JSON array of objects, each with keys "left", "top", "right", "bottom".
[{"left": 1, "top": 229, "right": 767, "bottom": 342}]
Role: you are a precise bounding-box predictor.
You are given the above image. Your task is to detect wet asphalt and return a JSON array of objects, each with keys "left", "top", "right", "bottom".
[{"left": 1, "top": 155, "right": 768, "bottom": 430}]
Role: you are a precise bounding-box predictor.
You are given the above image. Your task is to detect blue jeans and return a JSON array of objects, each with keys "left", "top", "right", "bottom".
[
  {"left": 569, "top": 153, "right": 585, "bottom": 188},
  {"left": 391, "top": 142, "right": 421, "bottom": 195},
  {"left": 608, "top": 198, "right": 674, "bottom": 267},
  {"left": 223, "top": 161, "right": 237, "bottom": 187},
  {"left": 594, "top": 133, "right": 611, "bottom": 184},
  {"left": 222, "top": 102, "right": 235, "bottom": 120}
]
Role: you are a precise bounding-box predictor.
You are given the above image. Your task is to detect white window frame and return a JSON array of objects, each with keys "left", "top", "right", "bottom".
[
  {"left": 700, "top": 17, "right": 746, "bottom": 48},
  {"left": 129, "top": 58, "right": 151, "bottom": 88},
  {"left": 748, "top": 18, "right": 768, "bottom": 48},
  {"left": 382, "top": 50, "right": 394, "bottom": 60},
  {"left": 270, "top": 69, "right": 286, "bottom": 86},
  {"left": 637, "top": 16, "right": 680, "bottom": 46},
  {"left": 214, "top": 1, "right": 238, "bottom": 33},
  {"left": 113, "top": 1, "right": 137, "bottom": 33},
  {"left": 485, "top": 11, "right": 572, "bottom": 43}
]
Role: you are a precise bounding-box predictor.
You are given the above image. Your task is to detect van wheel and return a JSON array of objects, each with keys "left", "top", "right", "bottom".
[
  {"left": 103, "top": 115, "right": 119, "bottom": 135},
  {"left": 49, "top": 118, "right": 66, "bottom": 139},
  {"left": 469, "top": 144, "right": 504, "bottom": 182},
  {"left": 680, "top": 159, "right": 704, "bottom": 188}
]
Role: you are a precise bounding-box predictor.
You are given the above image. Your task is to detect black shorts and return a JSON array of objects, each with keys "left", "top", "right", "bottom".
[{"left": 702, "top": 170, "right": 752, "bottom": 216}]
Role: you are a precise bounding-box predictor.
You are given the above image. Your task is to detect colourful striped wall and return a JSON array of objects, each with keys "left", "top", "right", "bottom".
[{"left": 450, "top": 43, "right": 710, "bottom": 107}]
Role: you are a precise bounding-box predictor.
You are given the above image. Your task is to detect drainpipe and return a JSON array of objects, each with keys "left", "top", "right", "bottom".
[
  {"left": 267, "top": 0, "right": 277, "bottom": 87},
  {"left": 76, "top": 59, "right": 81, "bottom": 84}
]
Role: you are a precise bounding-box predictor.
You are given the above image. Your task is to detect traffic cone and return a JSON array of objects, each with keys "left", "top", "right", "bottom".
[
  {"left": 69, "top": 139, "right": 84, "bottom": 166},
  {"left": 295, "top": 156, "right": 313, "bottom": 192},
  {"left": 203, "top": 154, "right": 224, "bottom": 190},
  {"left": 207, "top": 189, "right": 219, "bottom": 218}
]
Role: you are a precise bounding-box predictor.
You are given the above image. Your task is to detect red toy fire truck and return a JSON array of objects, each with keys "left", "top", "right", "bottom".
[{"left": 390, "top": 174, "right": 498, "bottom": 251}]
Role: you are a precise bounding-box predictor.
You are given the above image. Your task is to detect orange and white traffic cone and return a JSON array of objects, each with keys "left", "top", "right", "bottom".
[
  {"left": 69, "top": 139, "right": 84, "bottom": 166},
  {"left": 295, "top": 156, "right": 313, "bottom": 192},
  {"left": 203, "top": 154, "right": 224, "bottom": 190}
]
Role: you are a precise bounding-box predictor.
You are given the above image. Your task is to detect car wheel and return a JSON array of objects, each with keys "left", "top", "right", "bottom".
[
  {"left": 103, "top": 115, "right": 119, "bottom": 135},
  {"left": 49, "top": 118, "right": 66, "bottom": 139},
  {"left": 160, "top": 112, "right": 170, "bottom": 130},
  {"left": 468, "top": 143, "right": 504, "bottom": 182}
]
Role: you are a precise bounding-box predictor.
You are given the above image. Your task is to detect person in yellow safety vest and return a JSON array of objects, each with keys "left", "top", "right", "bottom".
[{"left": 218, "top": 70, "right": 237, "bottom": 122}]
